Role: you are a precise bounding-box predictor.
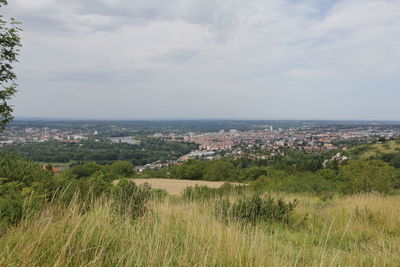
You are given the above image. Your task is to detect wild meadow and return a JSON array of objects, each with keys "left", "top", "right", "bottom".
[
  {"left": 1, "top": 152, "right": 400, "bottom": 266},
  {"left": 1, "top": 189, "right": 399, "bottom": 266}
]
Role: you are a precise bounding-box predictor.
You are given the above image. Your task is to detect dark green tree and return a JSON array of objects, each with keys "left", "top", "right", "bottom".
[{"left": 0, "top": 0, "right": 21, "bottom": 130}]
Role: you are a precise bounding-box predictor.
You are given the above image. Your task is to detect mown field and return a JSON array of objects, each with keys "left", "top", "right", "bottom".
[{"left": 1, "top": 191, "right": 399, "bottom": 266}]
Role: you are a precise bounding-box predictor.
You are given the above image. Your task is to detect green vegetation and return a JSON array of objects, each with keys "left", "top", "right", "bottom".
[
  {"left": 215, "top": 194, "right": 298, "bottom": 224},
  {"left": 349, "top": 140, "right": 400, "bottom": 168},
  {"left": 182, "top": 183, "right": 246, "bottom": 201},
  {"left": 169, "top": 149, "right": 336, "bottom": 183},
  {"left": 1, "top": 141, "right": 400, "bottom": 265},
  {"left": 169, "top": 150, "right": 400, "bottom": 195},
  {"left": 0, "top": 153, "right": 156, "bottom": 232},
  {"left": 1, "top": 190, "right": 400, "bottom": 265},
  {"left": 2, "top": 138, "right": 198, "bottom": 164},
  {"left": 0, "top": 0, "right": 21, "bottom": 129}
]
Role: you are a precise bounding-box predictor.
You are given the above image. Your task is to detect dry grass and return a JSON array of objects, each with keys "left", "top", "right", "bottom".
[{"left": 0, "top": 193, "right": 400, "bottom": 266}]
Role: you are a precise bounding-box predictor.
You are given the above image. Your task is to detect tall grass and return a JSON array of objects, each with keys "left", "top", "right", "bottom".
[{"left": 0, "top": 193, "right": 400, "bottom": 266}]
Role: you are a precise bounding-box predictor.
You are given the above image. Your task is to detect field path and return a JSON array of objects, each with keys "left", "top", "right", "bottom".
[{"left": 126, "top": 178, "right": 242, "bottom": 195}]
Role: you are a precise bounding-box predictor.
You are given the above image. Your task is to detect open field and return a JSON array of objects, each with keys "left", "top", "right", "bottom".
[
  {"left": 122, "top": 178, "right": 243, "bottom": 195},
  {"left": 1, "top": 193, "right": 400, "bottom": 266}
]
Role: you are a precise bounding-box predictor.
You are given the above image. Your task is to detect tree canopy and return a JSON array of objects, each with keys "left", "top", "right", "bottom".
[{"left": 0, "top": 0, "right": 21, "bottom": 130}]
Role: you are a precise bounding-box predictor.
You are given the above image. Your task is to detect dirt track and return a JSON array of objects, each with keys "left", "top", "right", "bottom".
[{"left": 126, "top": 178, "right": 242, "bottom": 195}]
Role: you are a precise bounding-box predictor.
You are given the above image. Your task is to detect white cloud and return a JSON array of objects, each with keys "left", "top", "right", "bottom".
[{"left": 3, "top": 0, "right": 400, "bottom": 120}]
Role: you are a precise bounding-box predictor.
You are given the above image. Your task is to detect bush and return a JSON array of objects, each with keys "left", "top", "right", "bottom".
[
  {"left": 70, "top": 162, "right": 103, "bottom": 178},
  {"left": 169, "top": 159, "right": 206, "bottom": 180},
  {"left": 0, "top": 154, "right": 54, "bottom": 230},
  {"left": 214, "top": 194, "right": 298, "bottom": 224},
  {"left": 0, "top": 153, "right": 152, "bottom": 231},
  {"left": 183, "top": 184, "right": 246, "bottom": 201},
  {"left": 0, "top": 193, "right": 23, "bottom": 230},
  {"left": 108, "top": 161, "right": 134, "bottom": 178},
  {"left": 182, "top": 185, "right": 217, "bottom": 201},
  {"left": 252, "top": 169, "right": 338, "bottom": 195},
  {"left": 238, "top": 166, "right": 267, "bottom": 182},
  {"left": 0, "top": 153, "right": 53, "bottom": 186},
  {"left": 339, "top": 160, "right": 397, "bottom": 194},
  {"left": 111, "top": 179, "right": 152, "bottom": 218},
  {"left": 204, "top": 161, "right": 235, "bottom": 181}
]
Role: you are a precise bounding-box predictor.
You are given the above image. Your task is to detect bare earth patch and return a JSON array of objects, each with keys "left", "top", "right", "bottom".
[{"left": 127, "top": 178, "right": 242, "bottom": 195}]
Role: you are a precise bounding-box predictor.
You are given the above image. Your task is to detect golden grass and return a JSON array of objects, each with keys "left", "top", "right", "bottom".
[{"left": 0, "top": 193, "right": 400, "bottom": 266}]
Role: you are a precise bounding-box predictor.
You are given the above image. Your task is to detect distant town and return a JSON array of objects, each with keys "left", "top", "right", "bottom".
[{"left": 1, "top": 120, "right": 400, "bottom": 172}]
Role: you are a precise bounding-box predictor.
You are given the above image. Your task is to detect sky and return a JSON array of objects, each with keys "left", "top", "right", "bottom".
[{"left": 3, "top": 0, "right": 400, "bottom": 120}]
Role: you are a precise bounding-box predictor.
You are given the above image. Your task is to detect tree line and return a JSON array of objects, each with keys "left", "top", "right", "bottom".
[{"left": 1, "top": 138, "right": 198, "bottom": 165}]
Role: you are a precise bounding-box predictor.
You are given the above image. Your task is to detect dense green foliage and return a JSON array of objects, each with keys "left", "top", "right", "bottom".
[
  {"left": 215, "top": 195, "right": 298, "bottom": 224},
  {"left": 171, "top": 149, "right": 400, "bottom": 195},
  {"left": 0, "top": 153, "right": 156, "bottom": 231},
  {"left": 170, "top": 149, "right": 334, "bottom": 182},
  {"left": 2, "top": 138, "right": 198, "bottom": 164},
  {"left": 339, "top": 160, "right": 398, "bottom": 194},
  {"left": 0, "top": 0, "right": 21, "bottom": 130}
]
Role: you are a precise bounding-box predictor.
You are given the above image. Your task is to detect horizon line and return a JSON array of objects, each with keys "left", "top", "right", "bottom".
[{"left": 12, "top": 116, "right": 400, "bottom": 122}]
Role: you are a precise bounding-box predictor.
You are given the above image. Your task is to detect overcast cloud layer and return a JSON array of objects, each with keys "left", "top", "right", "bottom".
[{"left": 4, "top": 0, "right": 400, "bottom": 120}]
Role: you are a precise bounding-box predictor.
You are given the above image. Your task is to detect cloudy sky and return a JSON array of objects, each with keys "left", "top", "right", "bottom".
[{"left": 4, "top": 0, "right": 400, "bottom": 120}]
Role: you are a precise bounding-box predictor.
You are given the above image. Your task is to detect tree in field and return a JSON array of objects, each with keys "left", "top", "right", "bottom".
[{"left": 0, "top": 0, "right": 21, "bottom": 130}]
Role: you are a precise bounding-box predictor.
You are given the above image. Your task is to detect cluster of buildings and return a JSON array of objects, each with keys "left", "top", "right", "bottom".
[
  {"left": 109, "top": 136, "right": 141, "bottom": 145},
  {"left": 0, "top": 126, "right": 88, "bottom": 146},
  {"left": 2, "top": 123, "right": 400, "bottom": 173},
  {"left": 135, "top": 150, "right": 220, "bottom": 173},
  {"left": 150, "top": 125, "right": 400, "bottom": 154},
  {"left": 137, "top": 125, "right": 400, "bottom": 170}
]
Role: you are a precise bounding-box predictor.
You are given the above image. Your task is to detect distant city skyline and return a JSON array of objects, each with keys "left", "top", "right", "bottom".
[{"left": 4, "top": 0, "right": 400, "bottom": 120}]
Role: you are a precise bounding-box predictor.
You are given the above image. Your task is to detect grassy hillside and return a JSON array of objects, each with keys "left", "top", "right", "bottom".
[
  {"left": 1, "top": 193, "right": 400, "bottom": 266},
  {"left": 1, "top": 153, "right": 400, "bottom": 266},
  {"left": 350, "top": 140, "right": 400, "bottom": 159}
]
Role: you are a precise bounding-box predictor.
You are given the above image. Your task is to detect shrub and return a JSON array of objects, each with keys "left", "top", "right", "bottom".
[
  {"left": 0, "top": 153, "right": 53, "bottom": 186},
  {"left": 70, "top": 162, "right": 103, "bottom": 178},
  {"left": 0, "top": 154, "right": 54, "bottom": 230},
  {"left": 169, "top": 159, "right": 206, "bottom": 180},
  {"left": 149, "top": 188, "right": 168, "bottom": 201},
  {"left": 204, "top": 161, "right": 235, "bottom": 181},
  {"left": 183, "top": 184, "right": 246, "bottom": 201},
  {"left": 111, "top": 179, "right": 151, "bottom": 219},
  {"left": 252, "top": 169, "right": 338, "bottom": 195},
  {"left": 339, "top": 160, "right": 397, "bottom": 194},
  {"left": 238, "top": 166, "right": 267, "bottom": 182},
  {"left": 183, "top": 185, "right": 217, "bottom": 201},
  {"left": 214, "top": 194, "right": 298, "bottom": 224},
  {"left": 108, "top": 161, "right": 134, "bottom": 178},
  {"left": 0, "top": 154, "right": 152, "bottom": 231},
  {"left": 0, "top": 192, "right": 24, "bottom": 230},
  {"left": 280, "top": 170, "right": 338, "bottom": 194}
]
